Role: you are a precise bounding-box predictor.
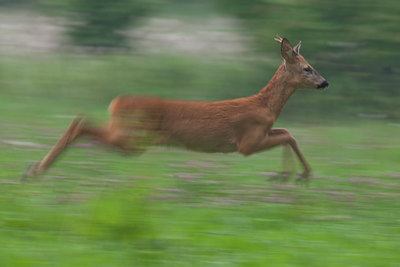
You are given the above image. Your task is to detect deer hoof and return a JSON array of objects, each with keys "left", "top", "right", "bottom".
[
  {"left": 21, "top": 161, "right": 40, "bottom": 181},
  {"left": 280, "top": 171, "right": 293, "bottom": 182},
  {"left": 267, "top": 171, "right": 293, "bottom": 183},
  {"left": 295, "top": 171, "right": 311, "bottom": 185},
  {"left": 300, "top": 170, "right": 311, "bottom": 178}
]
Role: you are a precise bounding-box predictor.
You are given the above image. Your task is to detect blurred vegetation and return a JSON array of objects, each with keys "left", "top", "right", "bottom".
[
  {"left": 0, "top": 0, "right": 399, "bottom": 119},
  {"left": 0, "top": 0, "right": 151, "bottom": 47},
  {"left": 66, "top": 0, "right": 149, "bottom": 48}
]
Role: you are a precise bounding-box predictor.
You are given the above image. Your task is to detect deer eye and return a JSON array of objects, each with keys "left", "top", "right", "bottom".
[{"left": 303, "top": 66, "right": 313, "bottom": 74}]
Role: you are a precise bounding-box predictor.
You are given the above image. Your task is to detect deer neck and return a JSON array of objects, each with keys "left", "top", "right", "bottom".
[{"left": 256, "top": 62, "right": 297, "bottom": 120}]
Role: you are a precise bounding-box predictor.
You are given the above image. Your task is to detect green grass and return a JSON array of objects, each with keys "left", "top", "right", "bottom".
[
  {"left": 1, "top": 53, "right": 399, "bottom": 266},
  {"left": 0, "top": 120, "right": 400, "bottom": 266},
  {"left": 1, "top": 112, "right": 400, "bottom": 266}
]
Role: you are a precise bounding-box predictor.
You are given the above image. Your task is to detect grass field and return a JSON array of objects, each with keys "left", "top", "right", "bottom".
[{"left": 1, "top": 53, "right": 400, "bottom": 266}]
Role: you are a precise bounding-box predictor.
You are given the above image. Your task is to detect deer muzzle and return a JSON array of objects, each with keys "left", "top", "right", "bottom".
[{"left": 317, "top": 80, "right": 329, "bottom": 89}]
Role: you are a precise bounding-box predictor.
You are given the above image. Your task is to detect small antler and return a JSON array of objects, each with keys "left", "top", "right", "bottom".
[{"left": 274, "top": 34, "right": 283, "bottom": 43}]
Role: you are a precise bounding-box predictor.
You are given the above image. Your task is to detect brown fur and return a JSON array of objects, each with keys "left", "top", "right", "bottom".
[{"left": 25, "top": 36, "right": 328, "bottom": 180}]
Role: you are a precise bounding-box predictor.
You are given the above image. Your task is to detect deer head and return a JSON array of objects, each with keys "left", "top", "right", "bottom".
[{"left": 274, "top": 34, "right": 328, "bottom": 90}]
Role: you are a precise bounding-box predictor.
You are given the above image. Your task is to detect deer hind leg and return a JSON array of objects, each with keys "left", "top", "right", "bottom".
[
  {"left": 23, "top": 115, "right": 144, "bottom": 179},
  {"left": 24, "top": 116, "right": 85, "bottom": 179}
]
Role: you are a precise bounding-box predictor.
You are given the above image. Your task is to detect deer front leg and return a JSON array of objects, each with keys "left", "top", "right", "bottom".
[
  {"left": 281, "top": 143, "right": 295, "bottom": 180},
  {"left": 269, "top": 128, "right": 310, "bottom": 179},
  {"left": 237, "top": 128, "right": 311, "bottom": 179}
]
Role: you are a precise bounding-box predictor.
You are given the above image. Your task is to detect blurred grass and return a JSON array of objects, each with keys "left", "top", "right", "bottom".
[{"left": 1, "top": 116, "right": 399, "bottom": 266}]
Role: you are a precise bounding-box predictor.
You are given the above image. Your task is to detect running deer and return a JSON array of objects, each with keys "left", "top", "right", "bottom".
[{"left": 24, "top": 35, "right": 328, "bottom": 180}]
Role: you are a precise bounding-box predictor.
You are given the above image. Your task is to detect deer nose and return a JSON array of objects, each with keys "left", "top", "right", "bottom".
[{"left": 317, "top": 80, "right": 329, "bottom": 89}]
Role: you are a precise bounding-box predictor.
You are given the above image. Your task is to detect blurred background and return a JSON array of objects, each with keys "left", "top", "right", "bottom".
[
  {"left": 0, "top": 0, "right": 399, "bottom": 120},
  {"left": 0, "top": 0, "right": 399, "bottom": 266}
]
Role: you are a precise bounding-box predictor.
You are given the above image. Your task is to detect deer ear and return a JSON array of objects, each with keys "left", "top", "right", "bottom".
[
  {"left": 293, "top": 40, "right": 302, "bottom": 55},
  {"left": 281, "top": 38, "right": 295, "bottom": 63}
]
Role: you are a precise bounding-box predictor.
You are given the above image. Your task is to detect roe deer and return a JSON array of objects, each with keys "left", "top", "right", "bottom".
[{"left": 24, "top": 35, "right": 328, "bottom": 180}]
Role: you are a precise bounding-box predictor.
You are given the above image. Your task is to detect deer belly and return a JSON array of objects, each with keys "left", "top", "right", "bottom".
[{"left": 167, "top": 132, "right": 238, "bottom": 153}]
